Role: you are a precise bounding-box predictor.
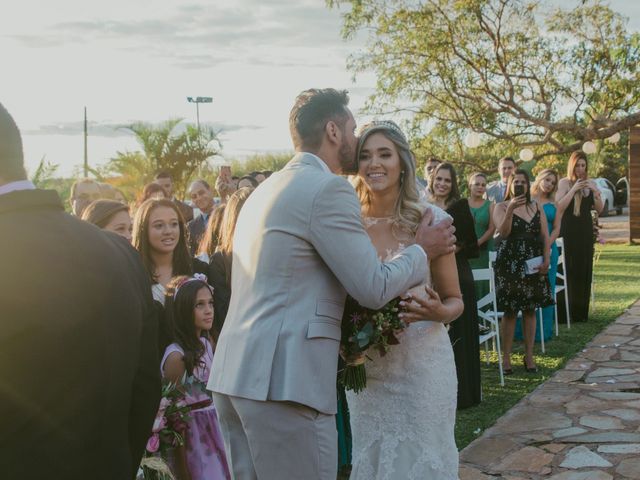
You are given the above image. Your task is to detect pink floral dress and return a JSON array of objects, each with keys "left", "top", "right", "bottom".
[{"left": 161, "top": 338, "right": 230, "bottom": 480}]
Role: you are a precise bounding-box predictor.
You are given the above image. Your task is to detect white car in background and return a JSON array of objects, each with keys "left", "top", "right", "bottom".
[{"left": 592, "top": 178, "right": 615, "bottom": 217}]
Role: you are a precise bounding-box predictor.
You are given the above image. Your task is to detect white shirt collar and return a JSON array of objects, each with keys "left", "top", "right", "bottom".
[{"left": 0, "top": 180, "right": 36, "bottom": 196}]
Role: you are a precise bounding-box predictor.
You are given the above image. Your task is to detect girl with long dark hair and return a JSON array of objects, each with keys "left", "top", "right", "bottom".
[{"left": 161, "top": 275, "right": 230, "bottom": 480}]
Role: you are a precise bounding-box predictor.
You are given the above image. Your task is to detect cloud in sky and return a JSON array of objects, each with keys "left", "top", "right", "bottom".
[{"left": 7, "top": 1, "right": 353, "bottom": 69}]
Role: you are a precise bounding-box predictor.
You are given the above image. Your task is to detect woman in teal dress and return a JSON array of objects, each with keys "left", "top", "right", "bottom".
[
  {"left": 516, "top": 169, "right": 564, "bottom": 341},
  {"left": 467, "top": 173, "right": 495, "bottom": 301}
]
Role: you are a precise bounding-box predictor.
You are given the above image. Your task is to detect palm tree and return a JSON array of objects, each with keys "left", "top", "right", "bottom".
[{"left": 107, "top": 118, "right": 221, "bottom": 199}]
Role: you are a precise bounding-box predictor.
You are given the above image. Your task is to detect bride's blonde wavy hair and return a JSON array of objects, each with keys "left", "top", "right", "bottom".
[{"left": 352, "top": 120, "right": 426, "bottom": 238}]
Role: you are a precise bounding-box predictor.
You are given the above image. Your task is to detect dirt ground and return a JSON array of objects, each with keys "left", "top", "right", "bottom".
[{"left": 599, "top": 207, "right": 630, "bottom": 244}]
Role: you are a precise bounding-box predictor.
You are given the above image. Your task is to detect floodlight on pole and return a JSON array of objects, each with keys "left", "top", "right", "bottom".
[{"left": 186, "top": 96, "right": 213, "bottom": 132}]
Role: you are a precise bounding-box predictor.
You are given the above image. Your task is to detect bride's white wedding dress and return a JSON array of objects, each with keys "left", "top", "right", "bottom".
[{"left": 347, "top": 212, "right": 459, "bottom": 480}]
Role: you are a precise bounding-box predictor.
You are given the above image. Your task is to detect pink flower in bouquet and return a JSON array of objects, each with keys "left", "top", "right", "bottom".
[
  {"left": 146, "top": 433, "right": 160, "bottom": 453},
  {"left": 152, "top": 414, "right": 167, "bottom": 433}
]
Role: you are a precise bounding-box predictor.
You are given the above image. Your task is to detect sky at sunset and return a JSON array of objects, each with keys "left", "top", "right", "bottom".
[{"left": 1, "top": 0, "right": 639, "bottom": 176}]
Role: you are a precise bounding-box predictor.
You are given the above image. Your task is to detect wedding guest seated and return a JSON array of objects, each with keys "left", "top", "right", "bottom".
[
  {"left": 187, "top": 179, "right": 216, "bottom": 255},
  {"left": 209, "top": 187, "right": 254, "bottom": 336},
  {"left": 81, "top": 199, "right": 133, "bottom": 242},
  {"left": 196, "top": 204, "right": 226, "bottom": 263},
  {"left": 155, "top": 170, "right": 194, "bottom": 222},
  {"left": 69, "top": 178, "right": 102, "bottom": 216},
  {"left": 132, "top": 198, "right": 208, "bottom": 351}
]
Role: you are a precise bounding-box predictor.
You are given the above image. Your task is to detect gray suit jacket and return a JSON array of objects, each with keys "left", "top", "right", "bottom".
[
  {"left": 486, "top": 180, "right": 506, "bottom": 203},
  {"left": 208, "top": 153, "right": 428, "bottom": 414}
]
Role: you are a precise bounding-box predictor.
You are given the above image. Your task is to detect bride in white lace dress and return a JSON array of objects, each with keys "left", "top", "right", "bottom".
[{"left": 347, "top": 121, "right": 464, "bottom": 480}]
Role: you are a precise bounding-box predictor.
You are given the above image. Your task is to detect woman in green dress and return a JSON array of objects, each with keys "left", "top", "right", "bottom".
[{"left": 467, "top": 172, "right": 495, "bottom": 301}]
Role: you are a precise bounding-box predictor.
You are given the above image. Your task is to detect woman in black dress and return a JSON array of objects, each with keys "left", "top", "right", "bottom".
[
  {"left": 429, "top": 162, "right": 481, "bottom": 408},
  {"left": 494, "top": 170, "right": 554, "bottom": 373},
  {"left": 556, "top": 151, "right": 604, "bottom": 323}
]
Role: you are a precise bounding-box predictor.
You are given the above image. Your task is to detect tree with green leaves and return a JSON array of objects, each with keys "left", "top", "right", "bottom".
[
  {"left": 107, "top": 119, "right": 221, "bottom": 199},
  {"left": 330, "top": 0, "right": 640, "bottom": 166}
]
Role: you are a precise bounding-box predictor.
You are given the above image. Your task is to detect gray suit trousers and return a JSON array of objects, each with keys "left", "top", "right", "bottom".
[{"left": 213, "top": 393, "right": 337, "bottom": 480}]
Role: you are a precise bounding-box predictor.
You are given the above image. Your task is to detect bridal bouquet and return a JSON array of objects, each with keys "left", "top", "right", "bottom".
[{"left": 339, "top": 296, "right": 406, "bottom": 393}]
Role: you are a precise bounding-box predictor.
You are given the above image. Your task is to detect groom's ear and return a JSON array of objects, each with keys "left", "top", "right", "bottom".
[{"left": 325, "top": 120, "right": 340, "bottom": 146}]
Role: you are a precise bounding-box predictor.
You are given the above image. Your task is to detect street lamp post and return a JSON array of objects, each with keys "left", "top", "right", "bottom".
[{"left": 186, "top": 96, "right": 213, "bottom": 132}]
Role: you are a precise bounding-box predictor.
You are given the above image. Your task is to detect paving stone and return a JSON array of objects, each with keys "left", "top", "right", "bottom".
[
  {"left": 458, "top": 465, "right": 493, "bottom": 480},
  {"left": 597, "top": 443, "right": 640, "bottom": 454},
  {"left": 460, "top": 436, "right": 521, "bottom": 468},
  {"left": 624, "top": 400, "right": 640, "bottom": 408},
  {"left": 603, "top": 408, "right": 640, "bottom": 422},
  {"left": 516, "top": 432, "right": 553, "bottom": 442},
  {"left": 590, "top": 391, "right": 640, "bottom": 401},
  {"left": 628, "top": 338, "right": 640, "bottom": 347},
  {"left": 617, "top": 316, "right": 640, "bottom": 325},
  {"left": 620, "top": 350, "right": 640, "bottom": 361},
  {"left": 548, "top": 472, "right": 613, "bottom": 480},
  {"left": 529, "top": 383, "right": 580, "bottom": 406},
  {"left": 605, "top": 324, "right": 636, "bottom": 335},
  {"left": 493, "top": 446, "right": 554, "bottom": 473},
  {"left": 554, "top": 369, "right": 588, "bottom": 383},
  {"left": 553, "top": 427, "right": 589, "bottom": 438},
  {"left": 589, "top": 368, "right": 636, "bottom": 377},
  {"left": 565, "top": 396, "right": 608, "bottom": 414},
  {"left": 565, "top": 359, "right": 594, "bottom": 370},
  {"left": 612, "top": 374, "right": 640, "bottom": 383},
  {"left": 492, "top": 407, "right": 572, "bottom": 434},
  {"left": 543, "top": 443, "right": 567, "bottom": 453},
  {"left": 560, "top": 446, "right": 613, "bottom": 468},
  {"left": 616, "top": 457, "right": 640, "bottom": 478},
  {"left": 579, "top": 415, "right": 625, "bottom": 430},
  {"left": 590, "top": 335, "right": 633, "bottom": 345},
  {"left": 598, "top": 361, "right": 640, "bottom": 368},
  {"left": 559, "top": 432, "right": 640, "bottom": 443},
  {"left": 581, "top": 347, "right": 617, "bottom": 362}
]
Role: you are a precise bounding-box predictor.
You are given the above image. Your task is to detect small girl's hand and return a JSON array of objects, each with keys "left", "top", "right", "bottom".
[{"left": 399, "top": 286, "right": 444, "bottom": 323}]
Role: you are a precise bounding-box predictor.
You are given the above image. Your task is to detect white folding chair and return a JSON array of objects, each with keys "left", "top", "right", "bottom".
[
  {"left": 473, "top": 259, "right": 504, "bottom": 386},
  {"left": 488, "top": 251, "right": 545, "bottom": 354},
  {"left": 555, "top": 238, "right": 571, "bottom": 331}
]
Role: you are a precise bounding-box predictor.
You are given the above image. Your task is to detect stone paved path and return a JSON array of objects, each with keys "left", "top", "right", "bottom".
[{"left": 459, "top": 300, "right": 640, "bottom": 480}]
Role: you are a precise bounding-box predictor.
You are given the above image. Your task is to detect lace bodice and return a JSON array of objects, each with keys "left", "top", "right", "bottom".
[{"left": 348, "top": 204, "right": 459, "bottom": 480}]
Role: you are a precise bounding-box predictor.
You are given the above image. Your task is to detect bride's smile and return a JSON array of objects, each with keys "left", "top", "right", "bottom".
[{"left": 357, "top": 132, "right": 402, "bottom": 192}]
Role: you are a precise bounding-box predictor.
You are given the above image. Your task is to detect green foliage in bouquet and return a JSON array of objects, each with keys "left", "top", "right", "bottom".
[{"left": 339, "top": 296, "right": 406, "bottom": 393}]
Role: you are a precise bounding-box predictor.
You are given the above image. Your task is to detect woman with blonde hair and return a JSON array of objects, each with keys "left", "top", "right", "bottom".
[
  {"left": 348, "top": 120, "right": 463, "bottom": 479},
  {"left": 208, "top": 187, "right": 254, "bottom": 335},
  {"left": 555, "top": 151, "right": 604, "bottom": 322}
]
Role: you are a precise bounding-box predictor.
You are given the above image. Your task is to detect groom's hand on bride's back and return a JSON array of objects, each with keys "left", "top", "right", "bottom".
[{"left": 415, "top": 210, "right": 456, "bottom": 259}]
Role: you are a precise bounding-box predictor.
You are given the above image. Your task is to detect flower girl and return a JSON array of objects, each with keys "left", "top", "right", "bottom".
[{"left": 161, "top": 274, "right": 230, "bottom": 480}]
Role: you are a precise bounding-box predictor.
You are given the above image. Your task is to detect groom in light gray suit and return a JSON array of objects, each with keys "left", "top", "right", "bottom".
[{"left": 208, "top": 88, "right": 456, "bottom": 480}]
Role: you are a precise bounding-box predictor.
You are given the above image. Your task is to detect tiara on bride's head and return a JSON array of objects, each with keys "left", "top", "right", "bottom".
[{"left": 356, "top": 120, "right": 407, "bottom": 143}]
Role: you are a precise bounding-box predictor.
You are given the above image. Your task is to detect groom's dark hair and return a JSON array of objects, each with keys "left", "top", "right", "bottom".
[
  {"left": 289, "top": 88, "right": 350, "bottom": 151},
  {"left": 0, "top": 102, "right": 26, "bottom": 182}
]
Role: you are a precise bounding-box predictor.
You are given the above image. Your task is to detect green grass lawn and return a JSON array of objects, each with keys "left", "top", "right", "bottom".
[{"left": 455, "top": 243, "right": 640, "bottom": 449}]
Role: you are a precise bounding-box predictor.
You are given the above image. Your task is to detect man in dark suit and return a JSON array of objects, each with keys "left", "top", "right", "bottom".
[
  {"left": 154, "top": 170, "right": 194, "bottom": 222},
  {"left": 187, "top": 179, "right": 216, "bottom": 255},
  {"left": 0, "top": 102, "right": 160, "bottom": 480}
]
